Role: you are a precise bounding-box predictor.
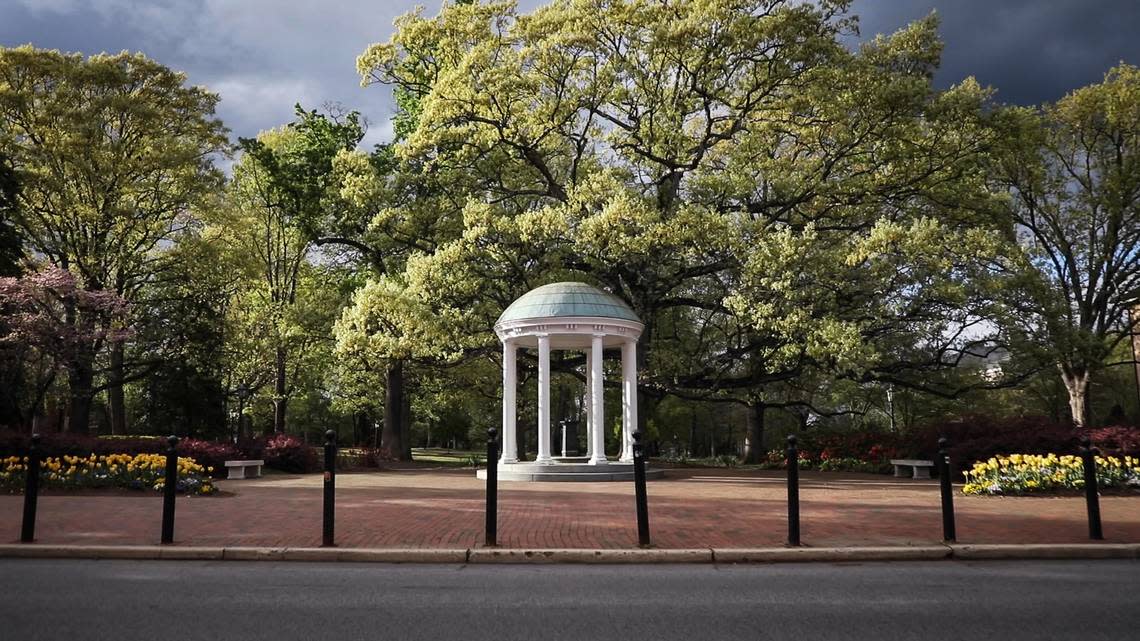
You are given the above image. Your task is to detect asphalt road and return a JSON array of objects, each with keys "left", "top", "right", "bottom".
[{"left": 1, "top": 559, "right": 1136, "bottom": 641}]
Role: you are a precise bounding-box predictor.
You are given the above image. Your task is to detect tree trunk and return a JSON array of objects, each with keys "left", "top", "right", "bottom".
[
  {"left": 63, "top": 291, "right": 96, "bottom": 435},
  {"left": 1061, "top": 367, "right": 1091, "bottom": 428},
  {"left": 743, "top": 400, "right": 766, "bottom": 464},
  {"left": 108, "top": 342, "right": 127, "bottom": 435},
  {"left": 688, "top": 409, "right": 698, "bottom": 457},
  {"left": 273, "top": 345, "right": 287, "bottom": 433},
  {"left": 382, "top": 359, "right": 409, "bottom": 460},
  {"left": 67, "top": 363, "right": 95, "bottom": 435},
  {"left": 400, "top": 382, "right": 412, "bottom": 460}
]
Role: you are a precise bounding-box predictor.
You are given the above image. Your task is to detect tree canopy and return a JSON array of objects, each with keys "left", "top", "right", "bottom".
[
  {"left": 0, "top": 46, "right": 228, "bottom": 433},
  {"left": 993, "top": 63, "right": 1140, "bottom": 427},
  {"left": 348, "top": 0, "right": 1027, "bottom": 456},
  {"left": 1, "top": 3, "right": 1138, "bottom": 456}
]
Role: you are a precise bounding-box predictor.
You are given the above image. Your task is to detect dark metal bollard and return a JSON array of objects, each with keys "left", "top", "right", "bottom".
[
  {"left": 632, "top": 431, "right": 651, "bottom": 547},
  {"left": 160, "top": 435, "right": 179, "bottom": 544},
  {"left": 485, "top": 427, "right": 498, "bottom": 547},
  {"left": 20, "top": 433, "right": 42, "bottom": 543},
  {"left": 323, "top": 430, "right": 337, "bottom": 547},
  {"left": 1079, "top": 437, "right": 1104, "bottom": 540},
  {"left": 786, "top": 435, "right": 800, "bottom": 547},
  {"left": 937, "top": 437, "right": 957, "bottom": 542}
]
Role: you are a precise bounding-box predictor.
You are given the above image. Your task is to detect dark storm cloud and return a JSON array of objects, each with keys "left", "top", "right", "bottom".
[
  {"left": 1, "top": 0, "right": 1137, "bottom": 147},
  {"left": 853, "top": 0, "right": 1140, "bottom": 105},
  {"left": 0, "top": 0, "right": 411, "bottom": 147}
]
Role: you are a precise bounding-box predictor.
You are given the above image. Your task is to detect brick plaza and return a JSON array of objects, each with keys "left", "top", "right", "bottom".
[{"left": 4, "top": 468, "right": 1139, "bottom": 548}]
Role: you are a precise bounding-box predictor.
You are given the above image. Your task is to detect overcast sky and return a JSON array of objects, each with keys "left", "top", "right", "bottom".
[{"left": 2, "top": 0, "right": 1138, "bottom": 149}]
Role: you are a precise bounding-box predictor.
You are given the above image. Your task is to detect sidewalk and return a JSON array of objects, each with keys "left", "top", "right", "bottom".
[{"left": 3, "top": 468, "right": 1138, "bottom": 549}]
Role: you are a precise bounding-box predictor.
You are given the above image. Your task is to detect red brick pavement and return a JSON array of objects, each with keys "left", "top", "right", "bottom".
[{"left": 2, "top": 468, "right": 1138, "bottom": 548}]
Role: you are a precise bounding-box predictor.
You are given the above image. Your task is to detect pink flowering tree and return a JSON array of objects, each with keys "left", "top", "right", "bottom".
[{"left": 0, "top": 266, "right": 131, "bottom": 430}]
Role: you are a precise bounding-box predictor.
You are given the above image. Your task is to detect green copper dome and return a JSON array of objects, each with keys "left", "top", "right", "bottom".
[{"left": 497, "top": 282, "right": 640, "bottom": 324}]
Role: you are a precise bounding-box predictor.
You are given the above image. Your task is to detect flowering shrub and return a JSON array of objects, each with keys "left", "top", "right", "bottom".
[
  {"left": 757, "top": 448, "right": 814, "bottom": 470},
  {"left": 962, "top": 454, "right": 1140, "bottom": 496},
  {"left": 1083, "top": 426, "right": 1140, "bottom": 457},
  {"left": 745, "top": 431, "right": 902, "bottom": 472},
  {"left": 263, "top": 434, "right": 319, "bottom": 473},
  {"left": 0, "top": 453, "right": 216, "bottom": 495},
  {"left": 809, "top": 432, "right": 901, "bottom": 465},
  {"left": 177, "top": 439, "right": 241, "bottom": 477}
]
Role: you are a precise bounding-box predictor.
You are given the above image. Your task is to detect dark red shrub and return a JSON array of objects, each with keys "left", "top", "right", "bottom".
[
  {"left": 0, "top": 432, "right": 163, "bottom": 458},
  {"left": 908, "top": 415, "right": 1077, "bottom": 466},
  {"left": 92, "top": 436, "right": 165, "bottom": 456},
  {"left": 236, "top": 437, "right": 266, "bottom": 460},
  {"left": 177, "top": 439, "right": 241, "bottom": 478},
  {"left": 799, "top": 431, "right": 903, "bottom": 465},
  {"left": 1083, "top": 425, "right": 1140, "bottom": 457},
  {"left": 0, "top": 431, "right": 239, "bottom": 477},
  {"left": 262, "top": 434, "right": 319, "bottom": 473}
]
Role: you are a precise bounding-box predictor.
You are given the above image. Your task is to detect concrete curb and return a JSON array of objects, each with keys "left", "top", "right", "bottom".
[
  {"left": 1, "top": 543, "right": 1136, "bottom": 563},
  {"left": 282, "top": 548, "right": 468, "bottom": 563},
  {"left": 948, "top": 543, "right": 1140, "bottom": 560},
  {"left": 468, "top": 548, "right": 712, "bottom": 564},
  {"left": 712, "top": 545, "right": 952, "bottom": 563}
]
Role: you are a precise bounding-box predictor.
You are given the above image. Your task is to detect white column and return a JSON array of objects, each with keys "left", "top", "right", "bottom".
[
  {"left": 620, "top": 339, "right": 637, "bottom": 462},
  {"left": 584, "top": 348, "right": 594, "bottom": 460},
  {"left": 536, "top": 334, "right": 553, "bottom": 463},
  {"left": 620, "top": 339, "right": 638, "bottom": 458},
  {"left": 589, "top": 334, "right": 607, "bottom": 465},
  {"left": 500, "top": 339, "right": 518, "bottom": 464}
]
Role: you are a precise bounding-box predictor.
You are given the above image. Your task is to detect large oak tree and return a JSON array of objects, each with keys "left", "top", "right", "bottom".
[{"left": 353, "top": 0, "right": 1013, "bottom": 458}]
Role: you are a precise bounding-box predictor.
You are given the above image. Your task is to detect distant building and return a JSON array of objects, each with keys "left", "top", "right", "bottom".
[{"left": 956, "top": 342, "right": 1010, "bottom": 381}]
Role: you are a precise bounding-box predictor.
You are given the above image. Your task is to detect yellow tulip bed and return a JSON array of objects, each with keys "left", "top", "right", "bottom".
[
  {"left": 962, "top": 453, "right": 1140, "bottom": 496},
  {"left": 0, "top": 453, "right": 216, "bottom": 495}
]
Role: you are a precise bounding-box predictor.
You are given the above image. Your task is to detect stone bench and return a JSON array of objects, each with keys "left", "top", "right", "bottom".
[
  {"left": 224, "top": 459, "right": 264, "bottom": 480},
  {"left": 890, "top": 459, "right": 934, "bottom": 480}
]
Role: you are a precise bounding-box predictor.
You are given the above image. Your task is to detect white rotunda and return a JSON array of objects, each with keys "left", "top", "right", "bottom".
[{"left": 477, "top": 282, "right": 663, "bottom": 482}]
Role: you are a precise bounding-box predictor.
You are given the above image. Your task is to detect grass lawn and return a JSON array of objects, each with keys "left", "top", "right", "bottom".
[{"left": 412, "top": 448, "right": 485, "bottom": 467}]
